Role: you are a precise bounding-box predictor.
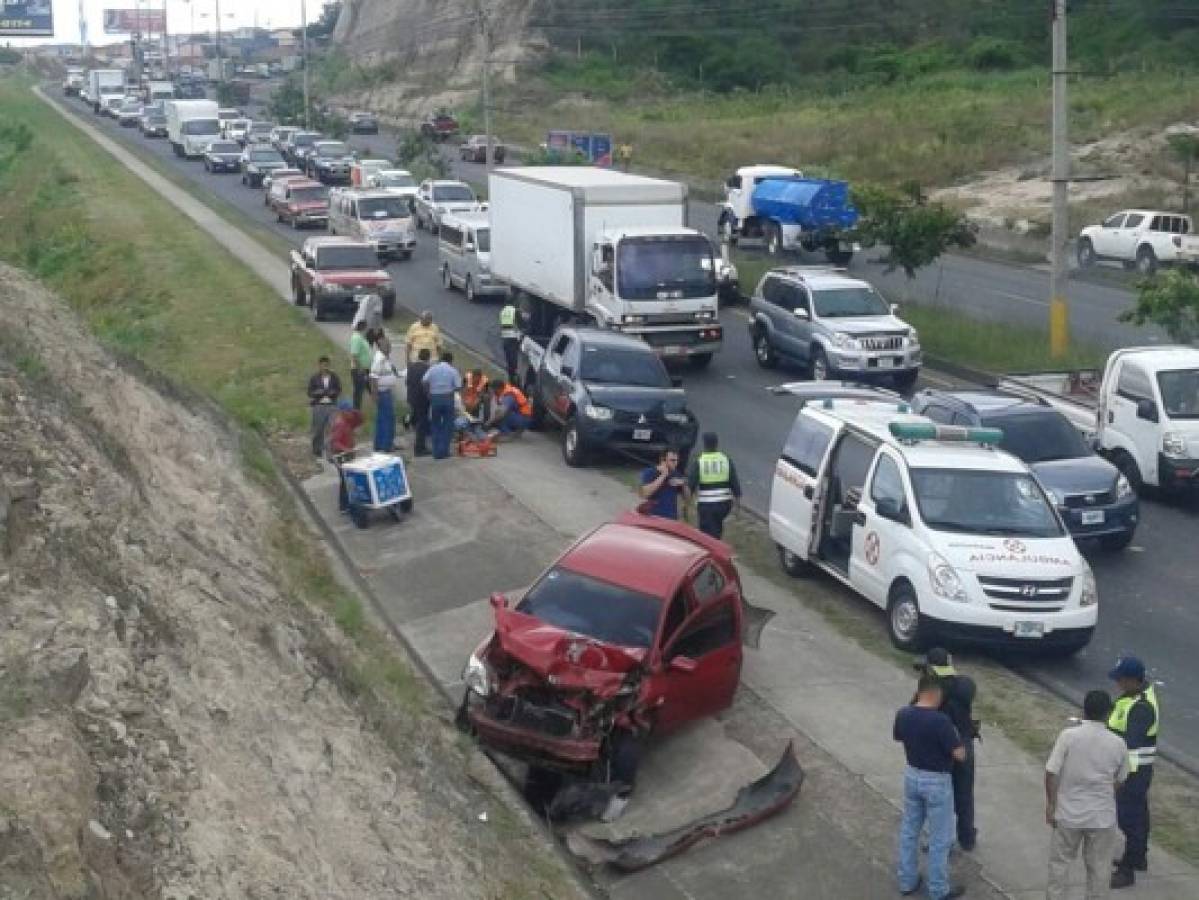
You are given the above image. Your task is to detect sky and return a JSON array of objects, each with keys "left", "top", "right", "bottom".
[{"left": 4, "top": 0, "right": 336, "bottom": 46}]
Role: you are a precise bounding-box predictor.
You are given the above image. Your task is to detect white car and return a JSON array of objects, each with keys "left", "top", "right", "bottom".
[
  {"left": 1077, "top": 209, "right": 1199, "bottom": 275},
  {"left": 367, "top": 168, "right": 418, "bottom": 201},
  {"left": 413, "top": 179, "right": 481, "bottom": 233},
  {"left": 768, "top": 385, "right": 1097, "bottom": 655}
]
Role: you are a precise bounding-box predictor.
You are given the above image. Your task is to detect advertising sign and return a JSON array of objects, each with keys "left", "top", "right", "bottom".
[
  {"left": 545, "top": 130, "right": 614, "bottom": 167},
  {"left": 103, "top": 8, "right": 167, "bottom": 35},
  {"left": 0, "top": 0, "right": 54, "bottom": 37}
]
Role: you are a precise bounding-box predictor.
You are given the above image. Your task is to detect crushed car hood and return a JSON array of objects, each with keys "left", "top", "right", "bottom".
[{"left": 493, "top": 607, "right": 644, "bottom": 696}]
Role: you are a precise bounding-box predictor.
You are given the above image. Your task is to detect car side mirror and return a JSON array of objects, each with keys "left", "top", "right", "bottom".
[
  {"left": 793, "top": 307, "right": 810, "bottom": 320},
  {"left": 488, "top": 591, "right": 507, "bottom": 610},
  {"left": 668, "top": 655, "right": 698, "bottom": 674},
  {"left": 875, "top": 496, "right": 910, "bottom": 525},
  {"left": 1136, "top": 399, "right": 1159, "bottom": 423}
]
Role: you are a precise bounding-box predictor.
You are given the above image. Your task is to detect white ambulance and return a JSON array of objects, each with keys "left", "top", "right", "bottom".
[{"left": 768, "top": 385, "right": 1097, "bottom": 655}]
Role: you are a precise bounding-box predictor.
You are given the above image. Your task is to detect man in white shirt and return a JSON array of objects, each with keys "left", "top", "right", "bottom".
[{"left": 1044, "top": 690, "right": 1130, "bottom": 900}]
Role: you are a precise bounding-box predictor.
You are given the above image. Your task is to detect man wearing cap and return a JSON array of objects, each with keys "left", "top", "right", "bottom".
[
  {"left": 918, "top": 648, "right": 979, "bottom": 852},
  {"left": 1108, "top": 656, "right": 1159, "bottom": 890}
]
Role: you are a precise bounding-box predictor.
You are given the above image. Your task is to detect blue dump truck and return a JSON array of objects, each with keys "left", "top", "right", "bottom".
[{"left": 718, "top": 164, "right": 859, "bottom": 264}]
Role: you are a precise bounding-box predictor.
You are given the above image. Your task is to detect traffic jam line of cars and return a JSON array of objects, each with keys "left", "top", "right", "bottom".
[{"left": 62, "top": 77, "right": 1199, "bottom": 841}]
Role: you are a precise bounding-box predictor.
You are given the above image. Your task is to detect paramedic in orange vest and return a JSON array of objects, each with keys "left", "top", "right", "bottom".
[{"left": 485, "top": 379, "right": 532, "bottom": 436}]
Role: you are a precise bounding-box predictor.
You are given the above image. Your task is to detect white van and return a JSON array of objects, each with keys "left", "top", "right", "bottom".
[
  {"left": 768, "top": 385, "right": 1097, "bottom": 655},
  {"left": 437, "top": 211, "right": 507, "bottom": 302},
  {"left": 328, "top": 188, "right": 416, "bottom": 261}
]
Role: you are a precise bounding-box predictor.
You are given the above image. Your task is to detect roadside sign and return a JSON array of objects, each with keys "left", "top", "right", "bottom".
[{"left": 1, "top": 0, "right": 54, "bottom": 36}]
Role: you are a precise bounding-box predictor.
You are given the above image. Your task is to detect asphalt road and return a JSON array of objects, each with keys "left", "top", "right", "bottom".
[{"left": 50, "top": 89, "right": 1199, "bottom": 772}]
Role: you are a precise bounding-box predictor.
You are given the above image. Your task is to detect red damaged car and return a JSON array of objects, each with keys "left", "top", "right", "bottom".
[{"left": 460, "top": 512, "right": 744, "bottom": 788}]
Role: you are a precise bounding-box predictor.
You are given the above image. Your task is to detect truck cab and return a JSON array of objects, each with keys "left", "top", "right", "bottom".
[
  {"left": 721, "top": 164, "right": 802, "bottom": 238},
  {"left": 768, "top": 385, "right": 1097, "bottom": 655}
]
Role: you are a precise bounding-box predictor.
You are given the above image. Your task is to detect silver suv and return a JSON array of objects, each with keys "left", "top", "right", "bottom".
[{"left": 748, "top": 266, "right": 921, "bottom": 390}]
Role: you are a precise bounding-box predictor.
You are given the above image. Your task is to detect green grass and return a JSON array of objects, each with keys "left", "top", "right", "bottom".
[{"left": 497, "top": 66, "right": 1199, "bottom": 191}]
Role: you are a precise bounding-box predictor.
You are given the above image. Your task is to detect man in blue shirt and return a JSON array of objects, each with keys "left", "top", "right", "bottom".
[
  {"left": 422, "top": 350, "right": 463, "bottom": 460},
  {"left": 638, "top": 448, "right": 687, "bottom": 520},
  {"left": 894, "top": 674, "right": 967, "bottom": 900}
]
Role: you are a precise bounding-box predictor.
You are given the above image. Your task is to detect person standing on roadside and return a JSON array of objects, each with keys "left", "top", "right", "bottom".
[
  {"left": 422, "top": 350, "right": 462, "bottom": 460},
  {"left": 894, "top": 674, "right": 967, "bottom": 900},
  {"left": 348, "top": 320, "right": 373, "bottom": 410},
  {"left": 406, "top": 348, "right": 432, "bottom": 457},
  {"left": 499, "top": 301, "right": 521, "bottom": 383},
  {"left": 369, "top": 334, "right": 400, "bottom": 453},
  {"left": 1044, "top": 690, "right": 1129, "bottom": 900},
  {"left": 405, "top": 310, "right": 443, "bottom": 365},
  {"left": 916, "top": 648, "right": 979, "bottom": 852},
  {"left": 1108, "top": 656, "right": 1160, "bottom": 890},
  {"left": 307, "top": 356, "right": 342, "bottom": 457},
  {"left": 639, "top": 448, "right": 688, "bottom": 521},
  {"left": 687, "top": 432, "right": 741, "bottom": 539}
]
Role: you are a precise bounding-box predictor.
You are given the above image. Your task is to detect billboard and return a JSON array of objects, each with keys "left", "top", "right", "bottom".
[
  {"left": 0, "top": 0, "right": 54, "bottom": 37},
  {"left": 103, "top": 8, "right": 167, "bottom": 35}
]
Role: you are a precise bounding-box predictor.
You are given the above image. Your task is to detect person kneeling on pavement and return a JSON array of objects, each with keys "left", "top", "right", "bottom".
[
  {"left": 454, "top": 390, "right": 488, "bottom": 442},
  {"left": 328, "top": 400, "right": 363, "bottom": 514},
  {"left": 485, "top": 379, "right": 532, "bottom": 437}
]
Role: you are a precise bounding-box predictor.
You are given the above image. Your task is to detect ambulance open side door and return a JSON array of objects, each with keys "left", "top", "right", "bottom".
[{"left": 770, "top": 410, "right": 840, "bottom": 561}]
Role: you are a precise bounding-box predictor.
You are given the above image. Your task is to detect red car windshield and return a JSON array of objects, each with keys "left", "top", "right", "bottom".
[{"left": 517, "top": 567, "right": 660, "bottom": 649}]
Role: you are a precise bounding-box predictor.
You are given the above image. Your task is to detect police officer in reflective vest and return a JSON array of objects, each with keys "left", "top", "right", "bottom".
[
  {"left": 1108, "top": 655, "right": 1160, "bottom": 890},
  {"left": 687, "top": 432, "right": 741, "bottom": 539},
  {"left": 499, "top": 302, "right": 521, "bottom": 383}
]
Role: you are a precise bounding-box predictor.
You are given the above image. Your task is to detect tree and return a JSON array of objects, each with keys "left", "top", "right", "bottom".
[
  {"left": 1166, "top": 132, "right": 1199, "bottom": 213},
  {"left": 852, "top": 182, "right": 977, "bottom": 277},
  {"left": 307, "top": 1, "right": 343, "bottom": 40},
  {"left": 1120, "top": 268, "right": 1199, "bottom": 343}
]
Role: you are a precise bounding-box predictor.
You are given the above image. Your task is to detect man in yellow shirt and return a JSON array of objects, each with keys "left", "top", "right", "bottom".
[{"left": 405, "top": 310, "right": 444, "bottom": 365}]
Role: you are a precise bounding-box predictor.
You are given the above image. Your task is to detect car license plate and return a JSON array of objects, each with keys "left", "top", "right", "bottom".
[
  {"left": 1013, "top": 621, "right": 1045, "bottom": 639},
  {"left": 876, "top": 357, "right": 895, "bottom": 369},
  {"left": 633, "top": 428, "right": 653, "bottom": 441},
  {"left": 660, "top": 346, "right": 686, "bottom": 357},
  {"left": 1080, "top": 510, "right": 1105, "bottom": 525}
]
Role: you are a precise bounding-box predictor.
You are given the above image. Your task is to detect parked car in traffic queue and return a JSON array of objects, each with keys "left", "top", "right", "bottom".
[
  {"left": 139, "top": 110, "right": 168, "bottom": 138},
  {"left": 767, "top": 385, "right": 1097, "bottom": 655},
  {"left": 413, "top": 179, "right": 481, "bottom": 233},
  {"left": 460, "top": 134, "right": 506, "bottom": 164},
  {"left": 349, "top": 111, "right": 379, "bottom": 134},
  {"left": 307, "top": 140, "right": 356, "bottom": 184},
  {"left": 203, "top": 140, "right": 244, "bottom": 174},
  {"left": 284, "top": 131, "right": 323, "bottom": 169},
  {"left": 328, "top": 188, "right": 416, "bottom": 261},
  {"left": 116, "top": 100, "right": 143, "bottom": 127},
  {"left": 289, "top": 236, "right": 396, "bottom": 320},
  {"left": 268, "top": 177, "right": 329, "bottom": 229},
  {"left": 240, "top": 145, "right": 288, "bottom": 188},
  {"left": 911, "top": 390, "right": 1139, "bottom": 551},
  {"left": 438, "top": 211, "right": 507, "bottom": 301},
  {"left": 261, "top": 169, "right": 304, "bottom": 203}
]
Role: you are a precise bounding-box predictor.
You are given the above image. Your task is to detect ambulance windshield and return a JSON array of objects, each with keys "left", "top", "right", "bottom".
[{"left": 909, "top": 469, "right": 1063, "bottom": 538}]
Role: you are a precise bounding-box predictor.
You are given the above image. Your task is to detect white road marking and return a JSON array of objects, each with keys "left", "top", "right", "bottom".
[{"left": 993, "top": 289, "right": 1049, "bottom": 307}]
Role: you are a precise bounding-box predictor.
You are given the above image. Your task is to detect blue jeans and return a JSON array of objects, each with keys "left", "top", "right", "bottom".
[
  {"left": 373, "top": 389, "right": 395, "bottom": 452},
  {"left": 429, "top": 393, "right": 455, "bottom": 459},
  {"left": 497, "top": 410, "right": 530, "bottom": 434},
  {"left": 897, "top": 767, "right": 954, "bottom": 899}
]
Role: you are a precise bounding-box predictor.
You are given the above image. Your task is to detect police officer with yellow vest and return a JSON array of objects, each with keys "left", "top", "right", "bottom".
[
  {"left": 499, "top": 302, "right": 521, "bottom": 384},
  {"left": 1108, "top": 655, "right": 1159, "bottom": 890},
  {"left": 686, "top": 432, "right": 741, "bottom": 539}
]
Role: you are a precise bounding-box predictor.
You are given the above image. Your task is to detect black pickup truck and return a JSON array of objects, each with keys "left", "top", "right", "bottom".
[{"left": 521, "top": 325, "right": 699, "bottom": 467}]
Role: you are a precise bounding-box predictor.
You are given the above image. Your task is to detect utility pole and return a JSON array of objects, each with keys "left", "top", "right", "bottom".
[
  {"left": 1049, "top": 0, "right": 1070, "bottom": 358},
  {"left": 477, "top": 0, "right": 494, "bottom": 175},
  {"left": 215, "top": 0, "right": 224, "bottom": 83},
  {"left": 301, "top": 0, "right": 311, "bottom": 129}
]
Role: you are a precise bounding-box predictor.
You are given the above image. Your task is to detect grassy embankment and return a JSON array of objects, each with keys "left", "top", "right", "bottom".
[{"left": 0, "top": 76, "right": 574, "bottom": 898}]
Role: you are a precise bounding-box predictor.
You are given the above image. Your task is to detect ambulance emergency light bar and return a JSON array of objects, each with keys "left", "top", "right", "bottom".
[{"left": 889, "top": 422, "right": 1004, "bottom": 445}]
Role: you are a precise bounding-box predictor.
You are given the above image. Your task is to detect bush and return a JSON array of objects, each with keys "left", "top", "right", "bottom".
[
  {"left": 965, "top": 37, "right": 1023, "bottom": 71},
  {"left": 395, "top": 132, "right": 449, "bottom": 181}
]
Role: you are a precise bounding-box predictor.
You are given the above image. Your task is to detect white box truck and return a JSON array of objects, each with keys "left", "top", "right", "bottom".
[
  {"left": 88, "top": 69, "right": 125, "bottom": 115},
  {"left": 144, "top": 80, "right": 176, "bottom": 103},
  {"left": 489, "top": 167, "right": 724, "bottom": 367},
  {"left": 165, "top": 99, "right": 220, "bottom": 158}
]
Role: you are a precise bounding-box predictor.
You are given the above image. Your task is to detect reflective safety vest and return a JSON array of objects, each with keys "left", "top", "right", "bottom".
[
  {"left": 1109, "top": 684, "right": 1159, "bottom": 772},
  {"left": 499, "top": 304, "right": 519, "bottom": 339},
  {"left": 696, "top": 451, "right": 734, "bottom": 503},
  {"left": 499, "top": 384, "right": 532, "bottom": 417}
]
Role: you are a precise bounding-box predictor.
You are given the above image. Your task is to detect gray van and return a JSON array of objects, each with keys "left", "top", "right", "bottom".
[
  {"left": 438, "top": 211, "right": 507, "bottom": 302},
  {"left": 328, "top": 188, "right": 416, "bottom": 261}
]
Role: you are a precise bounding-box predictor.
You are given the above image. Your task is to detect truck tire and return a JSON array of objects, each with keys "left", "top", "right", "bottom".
[
  {"left": 1111, "top": 450, "right": 1143, "bottom": 495},
  {"left": 441, "top": 264, "right": 453, "bottom": 291},
  {"left": 887, "top": 584, "right": 925, "bottom": 652},
  {"left": 464, "top": 277, "right": 477, "bottom": 303},
  {"left": 562, "top": 417, "right": 588, "bottom": 467},
  {"left": 1136, "top": 245, "right": 1158, "bottom": 276},
  {"left": 753, "top": 331, "right": 778, "bottom": 369},
  {"left": 1077, "top": 238, "right": 1096, "bottom": 268}
]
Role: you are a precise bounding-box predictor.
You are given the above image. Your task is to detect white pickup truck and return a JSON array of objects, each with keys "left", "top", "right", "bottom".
[
  {"left": 1000, "top": 346, "right": 1199, "bottom": 495},
  {"left": 1077, "top": 209, "right": 1199, "bottom": 275}
]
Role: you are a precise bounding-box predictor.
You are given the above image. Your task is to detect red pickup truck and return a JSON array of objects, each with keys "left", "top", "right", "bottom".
[
  {"left": 267, "top": 176, "right": 329, "bottom": 230},
  {"left": 460, "top": 512, "right": 744, "bottom": 791},
  {"left": 420, "top": 111, "right": 460, "bottom": 143},
  {"left": 289, "top": 236, "right": 396, "bottom": 321}
]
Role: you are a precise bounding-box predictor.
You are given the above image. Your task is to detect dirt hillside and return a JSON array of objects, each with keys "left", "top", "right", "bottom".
[{"left": 0, "top": 262, "right": 582, "bottom": 899}]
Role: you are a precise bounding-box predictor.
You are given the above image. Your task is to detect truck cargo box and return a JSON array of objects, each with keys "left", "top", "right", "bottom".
[{"left": 751, "top": 178, "right": 858, "bottom": 232}]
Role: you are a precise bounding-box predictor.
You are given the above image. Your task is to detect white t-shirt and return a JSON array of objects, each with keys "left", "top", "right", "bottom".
[
  {"left": 370, "top": 349, "right": 398, "bottom": 392},
  {"left": 1046, "top": 720, "right": 1129, "bottom": 829}
]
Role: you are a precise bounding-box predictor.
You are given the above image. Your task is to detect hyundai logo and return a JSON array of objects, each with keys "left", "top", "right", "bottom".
[
  {"left": 638, "top": 414, "right": 647, "bottom": 424},
  {"left": 1021, "top": 584, "right": 1038, "bottom": 598},
  {"left": 1085, "top": 494, "right": 1097, "bottom": 505}
]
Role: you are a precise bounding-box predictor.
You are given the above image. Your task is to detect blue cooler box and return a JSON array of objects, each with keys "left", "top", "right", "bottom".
[{"left": 341, "top": 453, "right": 411, "bottom": 509}]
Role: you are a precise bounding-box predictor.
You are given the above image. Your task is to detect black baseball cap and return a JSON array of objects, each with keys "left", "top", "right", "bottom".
[{"left": 914, "top": 647, "right": 955, "bottom": 677}]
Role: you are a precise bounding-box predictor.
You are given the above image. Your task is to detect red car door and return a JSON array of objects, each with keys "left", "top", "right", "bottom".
[{"left": 645, "top": 561, "right": 743, "bottom": 734}]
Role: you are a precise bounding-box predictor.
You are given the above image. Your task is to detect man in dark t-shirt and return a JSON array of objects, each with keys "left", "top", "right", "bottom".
[
  {"left": 638, "top": 447, "right": 686, "bottom": 520},
  {"left": 894, "top": 674, "right": 966, "bottom": 900}
]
